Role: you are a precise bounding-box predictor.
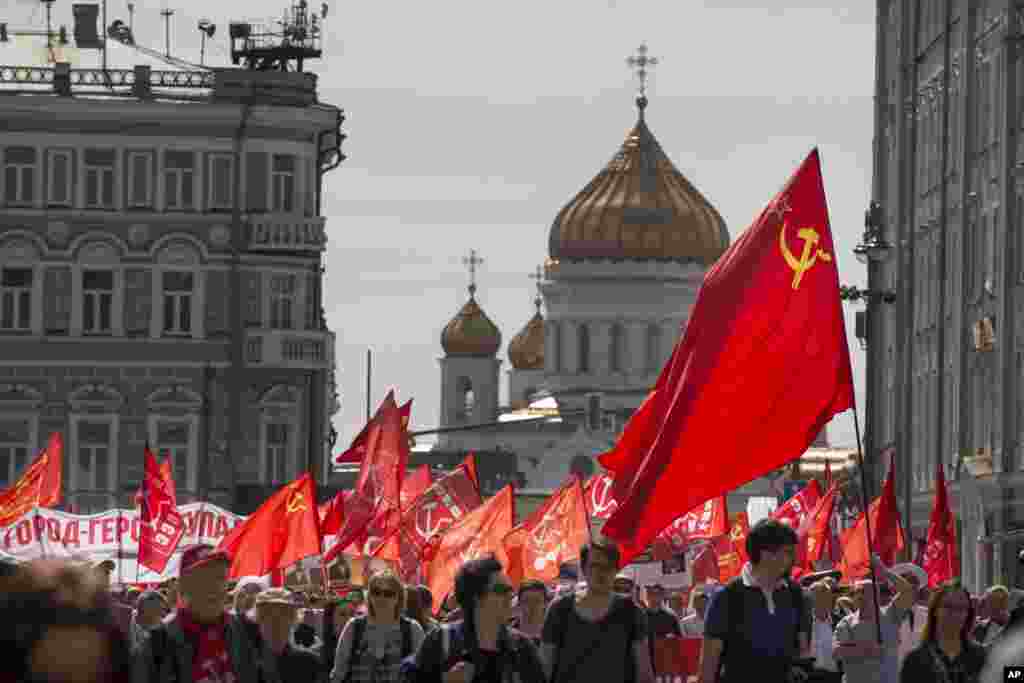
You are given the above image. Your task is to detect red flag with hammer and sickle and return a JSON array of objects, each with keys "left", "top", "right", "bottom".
[
  {"left": 0, "top": 432, "right": 62, "bottom": 527},
  {"left": 218, "top": 472, "right": 321, "bottom": 579},
  {"left": 771, "top": 479, "right": 822, "bottom": 531},
  {"left": 503, "top": 476, "right": 590, "bottom": 586},
  {"left": 922, "top": 461, "right": 958, "bottom": 588},
  {"left": 138, "top": 446, "right": 185, "bottom": 573},
  {"left": 600, "top": 149, "right": 855, "bottom": 563},
  {"left": 652, "top": 496, "right": 729, "bottom": 561},
  {"left": 583, "top": 473, "right": 618, "bottom": 520}
]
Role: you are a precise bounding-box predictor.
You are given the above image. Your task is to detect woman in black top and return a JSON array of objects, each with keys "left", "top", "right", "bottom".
[{"left": 900, "top": 581, "right": 986, "bottom": 683}]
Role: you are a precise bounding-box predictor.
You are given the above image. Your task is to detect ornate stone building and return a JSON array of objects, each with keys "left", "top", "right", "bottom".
[
  {"left": 868, "top": 0, "right": 1024, "bottom": 589},
  {"left": 0, "top": 4, "right": 343, "bottom": 514}
]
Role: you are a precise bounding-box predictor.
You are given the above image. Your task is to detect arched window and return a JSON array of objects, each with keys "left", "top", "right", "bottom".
[
  {"left": 609, "top": 323, "right": 624, "bottom": 373},
  {"left": 578, "top": 323, "right": 590, "bottom": 374},
  {"left": 147, "top": 385, "right": 203, "bottom": 500},
  {"left": 69, "top": 384, "right": 122, "bottom": 514},
  {"left": 0, "top": 235, "right": 42, "bottom": 335},
  {"left": 457, "top": 377, "right": 474, "bottom": 423},
  {"left": 646, "top": 324, "right": 662, "bottom": 373}
]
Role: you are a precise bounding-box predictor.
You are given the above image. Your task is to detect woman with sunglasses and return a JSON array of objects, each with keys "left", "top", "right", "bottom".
[
  {"left": 404, "top": 555, "right": 546, "bottom": 683},
  {"left": 330, "top": 570, "right": 425, "bottom": 683},
  {"left": 899, "top": 581, "right": 986, "bottom": 683}
]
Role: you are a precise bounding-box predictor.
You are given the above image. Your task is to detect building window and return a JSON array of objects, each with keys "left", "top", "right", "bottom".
[
  {"left": 83, "top": 149, "right": 115, "bottom": 209},
  {"left": 162, "top": 271, "right": 194, "bottom": 335},
  {"left": 646, "top": 324, "right": 662, "bottom": 373},
  {"left": 153, "top": 418, "right": 192, "bottom": 493},
  {"left": 577, "top": 323, "right": 590, "bottom": 374},
  {"left": 4, "top": 147, "right": 36, "bottom": 206},
  {"left": 271, "top": 154, "right": 295, "bottom": 212},
  {"left": 164, "top": 151, "right": 195, "bottom": 210},
  {"left": 0, "top": 417, "right": 32, "bottom": 488},
  {"left": 127, "top": 152, "right": 153, "bottom": 207},
  {"left": 269, "top": 274, "right": 297, "bottom": 329},
  {"left": 609, "top": 323, "right": 624, "bottom": 373},
  {"left": 82, "top": 269, "right": 114, "bottom": 334},
  {"left": 263, "top": 421, "right": 290, "bottom": 484},
  {"left": 208, "top": 154, "right": 233, "bottom": 210},
  {"left": 0, "top": 267, "right": 32, "bottom": 332},
  {"left": 456, "top": 376, "right": 474, "bottom": 423},
  {"left": 75, "top": 420, "right": 112, "bottom": 492},
  {"left": 47, "top": 149, "right": 72, "bottom": 206}
]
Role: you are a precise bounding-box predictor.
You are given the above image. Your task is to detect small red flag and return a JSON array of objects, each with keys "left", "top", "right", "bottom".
[
  {"left": 426, "top": 485, "right": 515, "bottom": 614},
  {"left": 504, "top": 476, "right": 590, "bottom": 586},
  {"left": 652, "top": 497, "right": 729, "bottom": 561},
  {"left": 690, "top": 542, "right": 720, "bottom": 585},
  {"left": 922, "top": 462, "right": 958, "bottom": 588},
  {"left": 332, "top": 398, "right": 413, "bottom": 466},
  {"left": 838, "top": 454, "right": 905, "bottom": 580},
  {"left": 138, "top": 447, "right": 185, "bottom": 573},
  {"left": 0, "top": 432, "right": 62, "bottom": 526},
  {"left": 600, "top": 150, "right": 855, "bottom": 563},
  {"left": 134, "top": 456, "right": 174, "bottom": 508},
  {"left": 217, "top": 473, "right": 321, "bottom": 579},
  {"left": 797, "top": 483, "right": 839, "bottom": 574},
  {"left": 772, "top": 480, "right": 822, "bottom": 531},
  {"left": 715, "top": 512, "right": 750, "bottom": 582}
]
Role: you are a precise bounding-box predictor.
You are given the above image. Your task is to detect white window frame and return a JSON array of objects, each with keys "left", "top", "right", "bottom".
[
  {"left": 82, "top": 149, "right": 117, "bottom": 210},
  {"left": 4, "top": 147, "right": 37, "bottom": 207},
  {"left": 208, "top": 153, "right": 234, "bottom": 210},
  {"left": 0, "top": 413, "right": 38, "bottom": 488},
  {"left": 147, "top": 414, "right": 199, "bottom": 495},
  {"left": 0, "top": 265, "right": 35, "bottom": 332},
  {"left": 271, "top": 154, "right": 296, "bottom": 213},
  {"left": 160, "top": 268, "right": 196, "bottom": 336},
  {"left": 81, "top": 268, "right": 116, "bottom": 335},
  {"left": 69, "top": 414, "right": 118, "bottom": 497},
  {"left": 46, "top": 149, "right": 73, "bottom": 207},
  {"left": 163, "top": 150, "right": 196, "bottom": 211},
  {"left": 126, "top": 151, "right": 153, "bottom": 208},
  {"left": 266, "top": 272, "right": 300, "bottom": 330},
  {"left": 260, "top": 419, "right": 293, "bottom": 485}
]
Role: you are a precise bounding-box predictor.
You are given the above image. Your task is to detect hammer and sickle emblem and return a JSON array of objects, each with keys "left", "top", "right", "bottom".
[
  {"left": 590, "top": 476, "right": 617, "bottom": 517},
  {"left": 779, "top": 222, "right": 832, "bottom": 290},
  {"left": 286, "top": 489, "right": 307, "bottom": 514}
]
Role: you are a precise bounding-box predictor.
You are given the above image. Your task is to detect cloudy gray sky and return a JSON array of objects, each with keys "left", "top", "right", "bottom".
[{"left": 15, "top": 0, "right": 877, "bottom": 451}]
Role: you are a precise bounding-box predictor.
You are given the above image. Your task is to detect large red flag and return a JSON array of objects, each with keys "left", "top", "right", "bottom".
[
  {"left": 797, "top": 483, "right": 839, "bottom": 573},
  {"left": 332, "top": 399, "right": 413, "bottom": 467},
  {"left": 138, "top": 447, "right": 185, "bottom": 573},
  {"left": 0, "top": 432, "right": 62, "bottom": 526},
  {"left": 652, "top": 497, "right": 729, "bottom": 561},
  {"left": 600, "top": 150, "right": 855, "bottom": 562},
  {"left": 922, "top": 462, "right": 958, "bottom": 588},
  {"left": 772, "top": 480, "right": 822, "bottom": 531},
  {"left": 344, "top": 465, "right": 435, "bottom": 560},
  {"left": 324, "top": 391, "right": 408, "bottom": 563},
  {"left": 583, "top": 473, "right": 619, "bottom": 520},
  {"left": 401, "top": 465, "right": 433, "bottom": 508},
  {"left": 217, "top": 473, "right": 321, "bottom": 579},
  {"left": 426, "top": 485, "right": 515, "bottom": 613},
  {"left": 504, "top": 476, "right": 590, "bottom": 586},
  {"left": 838, "top": 456, "right": 905, "bottom": 581}
]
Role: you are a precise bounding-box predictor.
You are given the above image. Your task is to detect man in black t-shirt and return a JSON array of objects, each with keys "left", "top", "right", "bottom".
[{"left": 699, "top": 519, "right": 810, "bottom": 683}]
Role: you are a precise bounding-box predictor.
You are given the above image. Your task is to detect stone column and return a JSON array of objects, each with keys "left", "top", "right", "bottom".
[
  {"left": 562, "top": 320, "right": 578, "bottom": 375},
  {"left": 626, "top": 321, "right": 647, "bottom": 376},
  {"left": 544, "top": 319, "right": 559, "bottom": 373},
  {"left": 592, "top": 321, "right": 612, "bottom": 376}
]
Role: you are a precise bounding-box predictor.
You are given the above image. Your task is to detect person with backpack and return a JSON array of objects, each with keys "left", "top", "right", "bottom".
[
  {"left": 698, "top": 519, "right": 811, "bottom": 683},
  {"left": 540, "top": 540, "right": 655, "bottom": 683},
  {"left": 403, "top": 554, "right": 545, "bottom": 683},
  {"left": 330, "top": 570, "right": 425, "bottom": 683}
]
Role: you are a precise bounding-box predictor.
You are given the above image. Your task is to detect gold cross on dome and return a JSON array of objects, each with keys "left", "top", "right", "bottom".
[
  {"left": 463, "top": 249, "right": 484, "bottom": 297},
  {"left": 626, "top": 43, "right": 659, "bottom": 98}
]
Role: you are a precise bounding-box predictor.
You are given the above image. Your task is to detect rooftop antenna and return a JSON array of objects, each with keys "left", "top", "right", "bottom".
[
  {"left": 229, "top": 0, "right": 327, "bottom": 72},
  {"left": 42, "top": 0, "right": 55, "bottom": 48},
  {"left": 160, "top": 7, "right": 174, "bottom": 58},
  {"left": 126, "top": 2, "right": 134, "bottom": 32}
]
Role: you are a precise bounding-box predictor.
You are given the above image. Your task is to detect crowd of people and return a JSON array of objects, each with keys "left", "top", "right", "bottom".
[{"left": 3, "top": 520, "right": 1024, "bottom": 683}]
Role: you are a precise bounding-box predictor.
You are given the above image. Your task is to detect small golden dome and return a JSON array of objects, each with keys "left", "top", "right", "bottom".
[
  {"left": 508, "top": 305, "right": 544, "bottom": 370},
  {"left": 441, "top": 289, "right": 502, "bottom": 357},
  {"left": 548, "top": 102, "right": 729, "bottom": 264}
]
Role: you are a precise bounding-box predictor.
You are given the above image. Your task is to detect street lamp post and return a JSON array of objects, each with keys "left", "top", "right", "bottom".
[{"left": 840, "top": 201, "right": 895, "bottom": 505}]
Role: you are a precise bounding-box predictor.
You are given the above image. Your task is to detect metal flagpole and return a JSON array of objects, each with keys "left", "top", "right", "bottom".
[{"left": 851, "top": 407, "right": 884, "bottom": 644}]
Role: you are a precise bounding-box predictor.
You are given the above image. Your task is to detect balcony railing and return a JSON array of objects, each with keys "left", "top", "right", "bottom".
[
  {"left": 0, "top": 64, "right": 213, "bottom": 99},
  {"left": 246, "top": 329, "right": 334, "bottom": 369},
  {"left": 248, "top": 215, "right": 326, "bottom": 252}
]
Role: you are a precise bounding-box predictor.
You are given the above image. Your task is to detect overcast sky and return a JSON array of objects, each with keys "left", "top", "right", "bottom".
[{"left": 14, "top": 0, "right": 877, "bottom": 451}]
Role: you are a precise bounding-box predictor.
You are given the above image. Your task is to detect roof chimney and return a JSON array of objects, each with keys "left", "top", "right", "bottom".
[{"left": 72, "top": 4, "right": 102, "bottom": 48}]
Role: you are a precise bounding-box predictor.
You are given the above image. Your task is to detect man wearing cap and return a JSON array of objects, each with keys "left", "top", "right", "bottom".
[
  {"left": 245, "top": 588, "right": 322, "bottom": 683},
  {"left": 132, "top": 544, "right": 258, "bottom": 683}
]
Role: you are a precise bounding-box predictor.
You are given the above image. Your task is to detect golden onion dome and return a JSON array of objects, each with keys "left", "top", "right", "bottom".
[
  {"left": 440, "top": 286, "right": 502, "bottom": 357},
  {"left": 508, "top": 297, "right": 545, "bottom": 370},
  {"left": 548, "top": 98, "right": 729, "bottom": 265}
]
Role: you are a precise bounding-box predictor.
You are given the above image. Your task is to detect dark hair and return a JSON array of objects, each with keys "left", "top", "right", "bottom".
[
  {"left": 745, "top": 519, "right": 798, "bottom": 564},
  {"left": 921, "top": 581, "right": 974, "bottom": 645},
  {"left": 580, "top": 541, "right": 621, "bottom": 572},
  {"left": 517, "top": 580, "right": 548, "bottom": 601},
  {"left": 454, "top": 554, "right": 503, "bottom": 619},
  {"left": 416, "top": 585, "right": 434, "bottom": 617}
]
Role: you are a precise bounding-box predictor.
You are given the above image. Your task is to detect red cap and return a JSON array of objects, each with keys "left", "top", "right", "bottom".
[{"left": 179, "top": 545, "right": 230, "bottom": 577}]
